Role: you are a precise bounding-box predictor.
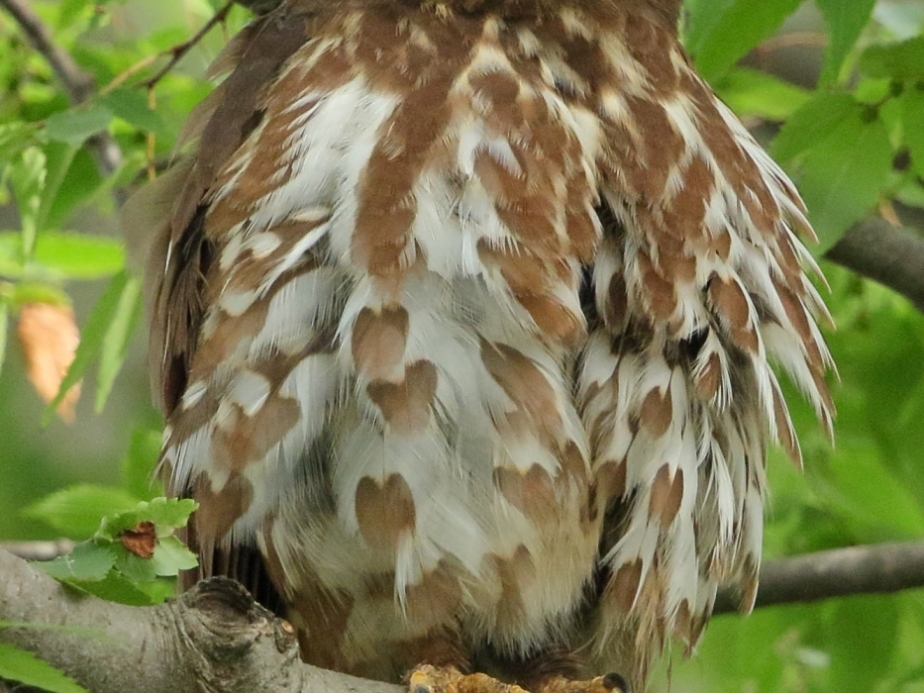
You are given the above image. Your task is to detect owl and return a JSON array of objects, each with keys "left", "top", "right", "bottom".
[{"left": 131, "top": 0, "right": 834, "bottom": 690}]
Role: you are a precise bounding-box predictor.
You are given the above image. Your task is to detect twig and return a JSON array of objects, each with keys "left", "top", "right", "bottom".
[
  {"left": 825, "top": 217, "right": 924, "bottom": 313},
  {"left": 99, "top": 54, "right": 160, "bottom": 96},
  {"left": 714, "top": 540, "right": 924, "bottom": 614},
  {"left": 142, "top": 1, "right": 234, "bottom": 89}
]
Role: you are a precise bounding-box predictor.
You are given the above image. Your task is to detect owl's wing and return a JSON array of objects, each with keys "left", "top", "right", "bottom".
[
  {"left": 570, "top": 8, "right": 834, "bottom": 682},
  {"left": 123, "top": 8, "right": 311, "bottom": 601}
]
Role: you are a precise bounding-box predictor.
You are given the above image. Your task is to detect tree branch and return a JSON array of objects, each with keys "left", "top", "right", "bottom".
[
  {"left": 3, "top": 542, "right": 924, "bottom": 691},
  {"left": 825, "top": 218, "right": 924, "bottom": 313},
  {"left": 142, "top": 2, "right": 234, "bottom": 89},
  {"left": 713, "top": 540, "right": 924, "bottom": 614},
  {"left": 0, "top": 547, "right": 400, "bottom": 693}
]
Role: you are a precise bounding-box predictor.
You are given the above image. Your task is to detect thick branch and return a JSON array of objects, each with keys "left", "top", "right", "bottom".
[
  {"left": 714, "top": 540, "right": 924, "bottom": 614},
  {"left": 4, "top": 542, "right": 924, "bottom": 691},
  {"left": 0, "top": 547, "right": 399, "bottom": 693},
  {"left": 825, "top": 218, "right": 924, "bottom": 313}
]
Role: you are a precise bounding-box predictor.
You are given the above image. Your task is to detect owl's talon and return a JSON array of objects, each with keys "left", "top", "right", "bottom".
[
  {"left": 408, "top": 665, "right": 525, "bottom": 693},
  {"left": 534, "top": 673, "right": 629, "bottom": 693},
  {"left": 601, "top": 673, "right": 628, "bottom": 693},
  {"left": 408, "top": 664, "right": 457, "bottom": 693}
]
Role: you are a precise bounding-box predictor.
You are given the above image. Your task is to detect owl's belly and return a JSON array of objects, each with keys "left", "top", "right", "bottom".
[
  {"left": 157, "top": 7, "right": 609, "bottom": 672},
  {"left": 162, "top": 195, "right": 605, "bottom": 676},
  {"left": 243, "top": 270, "right": 604, "bottom": 676},
  {"left": 259, "top": 452, "right": 601, "bottom": 679}
]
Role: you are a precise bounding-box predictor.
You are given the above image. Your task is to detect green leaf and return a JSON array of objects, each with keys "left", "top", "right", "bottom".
[
  {"left": 28, "top": 497, "right": 191, "bottom": 603},
  {"left": 817, "top": 0, "right": 877, "bottom": 84},
  {"left": 98, "top": 497, "right": 197, "bottom": 539},
  {"left": 902, "top": 87, "right": 924, "bottom": 177},
  {"left": 70, "top": 570, "right": 157, "bottom": 606},
  {"left": 120, "top": 427, "right": 164, "bottom": 500},
  {"left": 0, "top": 643, "right": 88, "bottom": 693},
  {"left": 57, "top": 0, "right": 91, "bottom": 29},
  {"left": 100, "top": 88, "right": 165, "bottom": 133},
  {"left": 24, "top": 484, "right": 141, "bottom": 538},
  {"left": 0, "top": 231, "right": 125, "bottom": 280},
  {"left": 95, "top": 273, "right": 141, "bottom": 411},
  {"left": 798, "top": 117, "right": 892, "bottom": 250},
  {"left": 715, "top": 67, "right": 811, "bottom": 121},
  {"left": 9, "top": 147, "right": 47, "bottom": 258},
  {"left": 671, "top": 605, "right": 800, "bottom": 690},
  {"left": 41, "top": 542, "right": 115, "bottom": 582},
  {"left": 773, "top": 95, "right": 893, "bottom": 249},
  {"left": 130, "top": 578, "right": 177, "bottom": 605},
  {"left": 36, "top": 230, "right": 125, "bottom": 279},
  {"left": 852, "top": 76, "right": 893, "bottom": 105},
  {"left": 45, "top": 146, "right": 101, "bottom": 230},
  {"left": 860, "top": 35, "right": 924, "bottom": 79},
  {"left": 684, "top": 0, "right": 802, "bottom": 80},
  {"left": 44, "top": 106, "right": 113, "bottom": 146},
  {"left": 772, "top": 93, "right": 857, "bottom": 161},
  {"left": 114, "top": 550, "right": 157, "bottom": 583},
  {"left": 829, "top": 437, "right": 924, "bottom": 539},
  {"left": 0, "top": 233, "right": 24, "bottom": 277},
  {"left": 150, "top": 535, "right": 199, "bottom": 576},
  {"left": 45, "top": 270, "right": 130, "bottom": 422},
  {"left": 38, "top": 142, "right": 78, "bottom": 235},
  {"left": 8, "top": 281, "right": 71, "bottom": 308}
]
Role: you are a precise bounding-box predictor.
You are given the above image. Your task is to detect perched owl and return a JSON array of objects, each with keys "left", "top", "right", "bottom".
[{"left": 131, "top": 0, "right": 834, "bottom": 690}]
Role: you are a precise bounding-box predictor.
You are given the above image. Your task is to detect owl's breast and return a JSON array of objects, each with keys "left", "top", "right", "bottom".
[{"left": 159, "top": 4, "right": 610, "bottom": 678}]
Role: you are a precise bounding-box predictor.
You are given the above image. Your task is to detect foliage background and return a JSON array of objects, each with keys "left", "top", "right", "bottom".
[{"left": 1, "top": 0, "right": 924, "bottom": 691}]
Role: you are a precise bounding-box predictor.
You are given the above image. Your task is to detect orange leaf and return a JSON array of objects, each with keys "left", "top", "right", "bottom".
[
  {"left": 119, "top": 521, "right": 157, "bottom": 559},
  {"left": 17, "top": 302, "right": 82, "bottom": 422}
]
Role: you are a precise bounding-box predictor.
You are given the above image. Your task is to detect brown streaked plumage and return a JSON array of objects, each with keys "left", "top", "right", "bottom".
[{"left": 128, "top": 0, "right": 834, "bottom": 690}]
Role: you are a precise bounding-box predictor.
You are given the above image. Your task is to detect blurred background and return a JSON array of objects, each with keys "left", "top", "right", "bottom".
[{"left": 2, "top": 0, "right": 924, "bottom": 691}]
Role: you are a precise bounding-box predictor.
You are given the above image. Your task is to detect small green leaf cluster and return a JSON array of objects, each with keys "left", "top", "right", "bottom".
[
  {"left": 22, "top": 424, "right": 194, "bottom": 605},
  {"left": 0, "top": 495, "right": 197, "bottom": 693},
  {"left": 39, "top": 497, "right": 198, "bottom": 606}
]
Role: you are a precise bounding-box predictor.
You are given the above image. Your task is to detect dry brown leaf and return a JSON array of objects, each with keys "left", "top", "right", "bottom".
[
  {"left": 17, "top": 302, "right": 82, "bottom": 422},
  {"left": 119, "top": 521, "right": 157, "bottom": 559}
]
